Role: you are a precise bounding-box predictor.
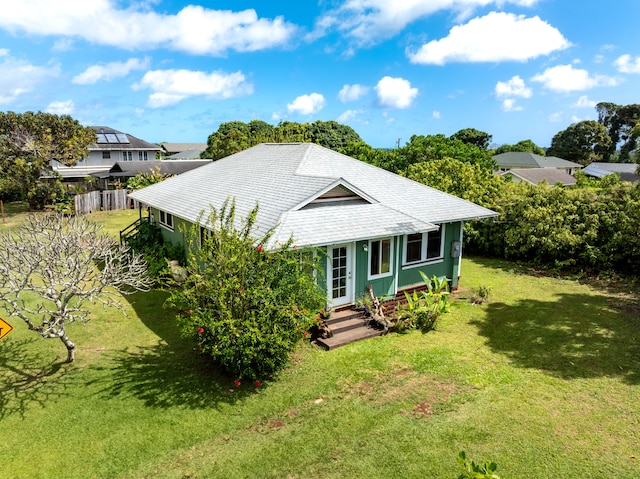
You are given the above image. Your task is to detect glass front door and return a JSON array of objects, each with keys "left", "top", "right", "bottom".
[{"left": 327, "top": 243, "right": 353, "bottom": 307}]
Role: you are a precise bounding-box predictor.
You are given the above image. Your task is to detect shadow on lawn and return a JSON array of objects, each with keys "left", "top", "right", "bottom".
[
  {"left": 90, "top": 289, "right": 248, "bottom": 409},
  {"left": 0, "top": 337, "right": 68, "bottom": 419},
  {"left": 472, "top": 292, "right": 640, "bottom": 384}
]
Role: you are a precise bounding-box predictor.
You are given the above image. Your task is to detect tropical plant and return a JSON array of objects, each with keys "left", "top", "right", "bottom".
[
  {"left": 166, "top": 199, "right": 325, "bottom": 380},
  {"left": 457, "top": 451, "right": 500, "bottom": 479},
  {"left": 395, "top": 272, "right": 450, "bottom": 332}
]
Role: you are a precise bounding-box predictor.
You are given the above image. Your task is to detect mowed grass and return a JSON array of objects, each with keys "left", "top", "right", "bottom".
[{"left": 1, "top": 208, "right": 639, "bottom": 478}]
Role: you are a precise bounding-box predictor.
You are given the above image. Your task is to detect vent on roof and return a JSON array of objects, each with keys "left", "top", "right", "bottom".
[{"left": 299, "top": 184, "right": 370, "bottom": 210}]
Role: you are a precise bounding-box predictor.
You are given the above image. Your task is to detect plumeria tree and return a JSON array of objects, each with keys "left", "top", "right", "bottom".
[
  {"left": 0, "top": 214, "right": 151, "bottom": 362},
  {"left": 168, "top": 199, "right": 325, "bottom": 381}
]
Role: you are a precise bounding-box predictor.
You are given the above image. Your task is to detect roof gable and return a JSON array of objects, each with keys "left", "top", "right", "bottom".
[{"left": 129, "top": 143, "right": 497, "bottom": 247}]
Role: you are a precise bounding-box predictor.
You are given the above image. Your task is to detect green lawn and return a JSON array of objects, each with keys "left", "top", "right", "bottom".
[{"left": 1, "top": 210, "right": 639, "bottom": 478}]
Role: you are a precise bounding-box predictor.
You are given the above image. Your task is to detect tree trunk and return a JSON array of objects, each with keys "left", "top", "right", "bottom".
[{"left": 60, "top": 334, "right": 76, "bottom": 363}]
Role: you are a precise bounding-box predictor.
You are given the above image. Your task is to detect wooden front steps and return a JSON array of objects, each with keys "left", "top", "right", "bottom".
[{"left": 314, "top": 308, "right": 386, "bottom": 350}]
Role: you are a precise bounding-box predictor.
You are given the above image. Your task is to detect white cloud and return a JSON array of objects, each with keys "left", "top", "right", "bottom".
[
  {"left": 336, "top": 109, "right": 362, "bottom": 122},
  {"left": 549, "top": 112, "right": 563, "bottom": 122},
  {"left": 495, "top": 76, "right": 532, "bottom": 98},
  {"left": 338, "top": 84, "right": 369, "bottom": 102},
  {"left": 0, "top": 51, "right": 60, "bottom": 104},
  {"left": 0, "top": 1, "right": 297, "bottom": 56},
  {"left": 432, "top": 110, "right": 442, "bottom": 119},
  {"left": 531, "top": 64, "right": 619, "bottom": 92},
  {"left": 315, "top": 0, "right": 541, "bottom": 45},
  {"left": 614, "top": 54, "right": 640, "bottom": 74},
  {"left": 574, "top": 95, "right": 597, "bottom": 108},
  {"left": 73, "top": 57, "right": 150, "bottom": 85},
  {"left": 134, "top": 69, "right": 254, "bottom": 108},
  {"left": 501, "top": 99, "right": 523, "bottom": 112},
  {"left": 287, "top": 93, "right": 326, "bottom": 115},
  {"left": 46, "top": 100, "right": 74, "bottom": 115},
  {"left": 374, "top": 76, "right": 418, "bottom": 109},
  {"left": 408, "top": 12, "right": 570, "bottom": 65}
]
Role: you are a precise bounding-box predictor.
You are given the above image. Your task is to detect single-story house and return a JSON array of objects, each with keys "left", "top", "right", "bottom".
[
  {"left": 499, "top": 167, "right": 577, "bottom": 187},
  {"left": 493, "top": 152, "right": 582, "bottom": 175},
  {"left": 160, "top": 142, "right": 208, "bottom": 158},
  {"left": 129, "top": 143, "right": 497, "bottom": 309},
  {"left": 582, "top": 162, "right": 640, "bottom": 183},
  {"left": 90, "top": 160, "right": 212, "bottom": 189}
]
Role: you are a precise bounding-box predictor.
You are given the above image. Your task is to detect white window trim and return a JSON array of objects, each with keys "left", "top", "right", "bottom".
[
  {"left": 402, "top": 226, "right": 444, "bottom": 269},
  {"left": 158, "top": 210, "right": 174, "bottom": 231},
  {"left": 368, "top": 237, "right": 394, "bottom": 280}
]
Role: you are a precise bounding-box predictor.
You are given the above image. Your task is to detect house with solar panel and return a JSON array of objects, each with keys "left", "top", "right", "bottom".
[
  {"left": 129, "top": 143, "right": 496, "bottom": 330},
  {"left": 53, "top": 126, "right": 163, "bottom": 182}
]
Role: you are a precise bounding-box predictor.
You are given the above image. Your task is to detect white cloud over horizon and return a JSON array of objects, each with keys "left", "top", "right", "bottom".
[
  {"left": 134, "top": 69, "right": 254, "bottom": 107},
  {"left": 0, "top": 1, "right": 297, "bottom": 56},
  {"left": 408, "top": 12, "right": 570, "bottom": 65},
  {"left": 315, "top": 0, "right": 542, "bottom": 46},
  {"left": 531, "top": 64, "right": 619, "bottom": 92},
  {"left": 614, "top": 54, "right": 640, "bottom": 73},
  {"left": 73, "top": 57, "right": 150, "bottom": 85},
  {"left": 0, "top": 50, "right": 60, "bottom": 104},
  {"left": 374, "top": 76, "right": 418, "bottom": 109},
  {"left": 287, "top": 93, "right": 326, "bottom": 115},
  {"left": 46, "top": 100, "right": 74, "bottom": 115},
  {"left": 338, "top": 84, "right": 369, "bottom": 103}
]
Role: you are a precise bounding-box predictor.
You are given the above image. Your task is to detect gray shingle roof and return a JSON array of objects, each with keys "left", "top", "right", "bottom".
[
  {"left": 129, "top": 143, "right": 497, "bottom": 247},
  {"left": 493, "top": 152, "right": 581, "bottom": 169},
  {"left": 92, "top": 160, "right": 212, "bottom": 178},
  {"left": 500, "top": 168, "right": 577, "bottom": 186},
  {"left": 89, "top": 126, "right": 161, "bottom": 152}
]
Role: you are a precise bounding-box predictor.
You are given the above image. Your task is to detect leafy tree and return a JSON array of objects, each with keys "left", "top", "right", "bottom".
[
  {"left": 308, "top": 120, "right": 362, "bottom": 150},
  {"left": 167, "top": 200, "right": 325, "bottom": 380},
  {"left": 399, "top": 134, "right": 496, "bottom": 172},
  {"left": 450, "top": 128, "right": 492, "bottom": 150},
  {"left": 596, "top": 102, "right": 640, "bottom": 161},
  {"left": 547, "top": 120, "right": 612, "bottom": 165},
  {"left": 0, "top": 214, "right": 151, "bottom": 362},
  {"left": 126, "top": 166, "right": 175, "bottom": 190},
  {"left": 494, "top": 139, "right": 546, "bottom": 155},
  {"left": 405, "top": 157, "right": 505, "bottom": 207},
  {"left": 340, "top": 141, "right": 401, "bottom": 171},
  {"left": 0, "top": 111, "right": 96, "bottom": 208}
]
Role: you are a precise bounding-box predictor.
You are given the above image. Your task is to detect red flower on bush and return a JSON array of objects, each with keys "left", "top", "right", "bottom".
[
  {"left": 197, "top": 327, "right": 204, "bottom": 334},
  {"left": 256, "top": 245, "right": 263, "bottom": 252},
  {"left": 254, "top": 380, "right": 262, "bottom": 387},
  {"left": 234, "top": 379, "right": 241, "bottom": 387}
]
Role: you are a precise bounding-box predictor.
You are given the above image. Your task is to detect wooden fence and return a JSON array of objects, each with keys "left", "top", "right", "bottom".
[{"left": 74, "top": 190, "right": 130, "bottom": 215}]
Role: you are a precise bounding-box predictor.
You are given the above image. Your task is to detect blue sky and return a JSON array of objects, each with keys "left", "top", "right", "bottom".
[{"left": 1, "top": 0, "right": 639, "bottom": 149}]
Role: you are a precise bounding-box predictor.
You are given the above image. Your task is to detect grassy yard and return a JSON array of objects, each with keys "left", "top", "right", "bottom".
[{"left": 1, "top": 209, "right": 639, "bottom": 478}]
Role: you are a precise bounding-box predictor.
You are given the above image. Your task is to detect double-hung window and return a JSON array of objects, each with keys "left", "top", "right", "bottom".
[
  {"left": 159, "top": 210, "right": 174, "bottom": 230},
  {"left": 403, "top": 226, "right": 443, "bottom": 265},
  {"left": 369, "top": 238, "right": 393, "bottom": 278}
]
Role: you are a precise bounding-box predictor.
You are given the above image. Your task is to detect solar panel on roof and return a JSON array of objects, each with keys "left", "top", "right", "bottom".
[
  {"left": 116, "top": 133, "right": 129, "bottom": 143},
  {"left": 96, "top": 133, "right": 108, "bottom": 143},
  {"left": 105, "top": 133, "right": 119, "bottom": 143}
]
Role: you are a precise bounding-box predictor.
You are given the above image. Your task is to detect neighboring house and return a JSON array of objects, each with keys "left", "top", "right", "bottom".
[
  {"left": 160, "top": 142, "right": 208, "bottom": 158},
  {"left": 499, "top": 168, "right": 577, "bottom": 187},
  {"left": 129, "top": 143, "right": 497, "bottom": 309},
  {"left": 53, "top": 126, "right": 163, "bottom": 181},
  {"left": 493, "top": 152, "right": 582, "bottom": 175},
  {"left": 90, "top": 160, "right": 213, "bottom": 189},
  {"left": 582, "top": 162, "right": 640, "bottom": 183}
]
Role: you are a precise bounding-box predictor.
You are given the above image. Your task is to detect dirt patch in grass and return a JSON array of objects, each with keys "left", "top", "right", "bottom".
[{"left": 347, "top": 368, "right": 471, "bottom": 418}]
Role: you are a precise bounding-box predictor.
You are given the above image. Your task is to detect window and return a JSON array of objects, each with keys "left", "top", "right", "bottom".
[
  {"left": 369, "top": 238, "right": 393, "bottom": 278},
  {"left": 123, "top": 151, "right": 132, "bottom": 161},
  {"left": 403, "top": 226, "right": 443, "bottom": 265},
  {"left": 102, "top": 151, "right": 111, "bottom": 159},
  {"left": 159, "top": 210, "right": 174, "bottom": 230},
  {"left": 138, "top": 151, "right": 148, "bottom": 161}
]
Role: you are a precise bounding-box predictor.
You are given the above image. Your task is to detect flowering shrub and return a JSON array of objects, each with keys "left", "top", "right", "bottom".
[{"left": 167, "top": 200, "right": 325, "bottom": 380}]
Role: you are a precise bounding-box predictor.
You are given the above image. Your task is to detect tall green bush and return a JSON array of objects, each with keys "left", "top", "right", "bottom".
[{"left": 167, "top": 200, "right": 325, "bottom": 380}]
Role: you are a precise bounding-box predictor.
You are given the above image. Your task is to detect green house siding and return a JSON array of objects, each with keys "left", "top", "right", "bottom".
[
  {"left": 396, "top": 222, "right": 462, "bottom": 291},
  {"left": 149, "top": 207, "right": 188, "bottom": 250}
]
